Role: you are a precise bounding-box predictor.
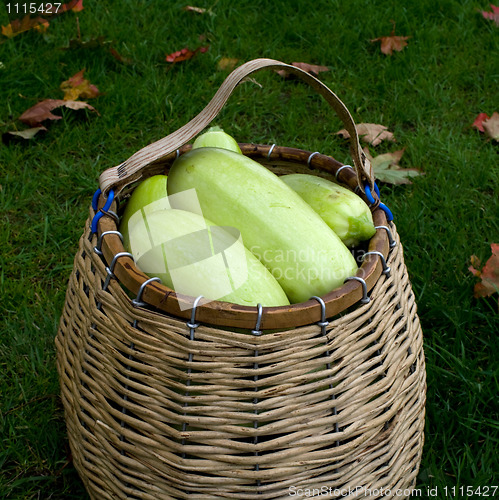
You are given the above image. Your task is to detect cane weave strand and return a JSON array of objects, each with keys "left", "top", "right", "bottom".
[{"left": 56, "top": 213, "right": 425, "bottom": 499}]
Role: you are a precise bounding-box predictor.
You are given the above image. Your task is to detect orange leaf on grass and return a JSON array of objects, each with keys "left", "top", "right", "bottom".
[
  {"left": 19, "top": 99, "right": 98, "bottom": 127},
  {"left": 2, "top": 15, "right": 49, "bottom": 38},
  {"left": 469, "top": 244, "right": 499, "bottom": 309},
  {"left": 480, "top": 4, "right": 499, "bottom": 26},
  {"left": 165, "top": 46, "right": 209, "bottom": 63},
  {"left": 61, "top": 0, "right": 84, "bottom": 12},
  {"left": 60, "top": 69, "right": 101, "bottom": 100}
]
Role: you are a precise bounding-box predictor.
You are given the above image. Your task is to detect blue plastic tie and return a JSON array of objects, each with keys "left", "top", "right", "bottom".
[
  {"left": 364, "top": 183, "right": 393, "bottom": 222},
  {"left": 91, "top": 189, "right": 115, "bottom": 233},
  {"left": 92, "top": 188, "right": 102, "bottom": 211}
]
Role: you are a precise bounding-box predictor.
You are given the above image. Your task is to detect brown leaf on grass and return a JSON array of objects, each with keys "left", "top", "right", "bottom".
[
  {"left": 2, "top": 15, "right": 49, "bottom": 38},
  {"left": 363, "top": 147, "right": 423, "bottom": 185},
  {"left": 276, "top": 62, "right": 330, "bottom": 79},
  {"left": 109, "top": 47, "right": 133, "bottom": 65},
  {"left": 336, "top": 123, "right": 396, "bottom": 146},
  {"left": 60, "top": 69, "right": 101, "bottom": 100},
  {"left": 19, "top": 99, "right": 98, "bottom": 127},
  {"left": 371, "top": 34, "right": 410, "bottom": 55},
  {"left": 480, "top": 4, "right": 499, "bottom": 26},
  {"left": 165, "top": 46, "right": 209, "bottom": 63},
  {"left": 469, "top": 244, "right": 499, "bottom": 309},
  {"left": 371, "top": 21, "right": 410, "bottom": 55},
  {"left": 218, "top": 57, "right": 239, "bottom": 71}
]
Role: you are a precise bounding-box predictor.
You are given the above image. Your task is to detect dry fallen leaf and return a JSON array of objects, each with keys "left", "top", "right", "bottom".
[
  {"left": 480, "top": 4, "right": 499, "bottom": 26},
  {"left": 19, "top": 99, "right": 98, "bottom": 127},
  {"left": 60, "top": 69, "right": 101, "bottom": 100},
  {"left": 109, "top": 47, "right": 134, "bottom": 65},
  {"left": 165, "top": 46, "right": 209, "bottom": 63},
  {"left": 61, "top": 0, "right": 84, "bottom": 12},
  {"left": 371, "top": 22, "right": 410, "bottom": 55},
  {"left": 336, "top": 123, "right": 396, "bottom": 146},
  {"left": 363, "top": 147, "right": 423, "bottom": 185},
  {"left": 3, "top": 126, "right": 47, "bottom": 142},
  {"left": 218, "top": 57, "right": 239, "bottom": 71},
  {"left": 2, "top": 15, "right": 49, "bottom": 38},
  {"left": 276, "top": 62, "right": 330, "bottom": 79},
  {"left": 472, "top": 112, "right": 490, "bottom": 132},
  {"left": 371, "top": 34, "right": 410, "bottom": 55},
  {"left": 469, "top": 243, "right": 499, "bottom": 309}
]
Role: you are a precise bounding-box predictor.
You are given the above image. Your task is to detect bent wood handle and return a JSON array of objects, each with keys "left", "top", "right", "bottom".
[{"left": 99, "top": 58, "right": 374, "bottom": 196}]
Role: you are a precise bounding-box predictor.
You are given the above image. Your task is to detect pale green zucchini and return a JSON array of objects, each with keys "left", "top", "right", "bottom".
[
  {"left": 125, "top": 208, "right": 290, "bottom": 307},
  {"left": 167, "top": 148, "right": 359, "bottom": 303},
  {"left": 119, "top": 174, "right": 170, "bottom": 250},
  {"left": 192, "top": 126, "right": 242, "bottom": 154},
  {"left": 280, "top": 173, "right": 376, "bottom": 247}
]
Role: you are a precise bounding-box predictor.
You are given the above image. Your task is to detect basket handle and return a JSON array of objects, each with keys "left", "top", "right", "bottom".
[{"left": 99, "top": 58, "right": 374, "bottom": 196}]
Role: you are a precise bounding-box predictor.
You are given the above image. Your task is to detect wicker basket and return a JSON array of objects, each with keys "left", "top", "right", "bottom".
[{"left": 56, "top": 59, "right": 426, "bottom": 499}]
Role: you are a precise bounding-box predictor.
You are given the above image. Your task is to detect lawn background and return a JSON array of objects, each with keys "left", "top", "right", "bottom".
[{"left": 0, "top": 0, "right": 498, "bottom": 498}]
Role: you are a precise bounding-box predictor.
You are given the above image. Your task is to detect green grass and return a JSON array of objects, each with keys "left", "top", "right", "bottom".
[{"left": 1, "top": 0, "right": 498, "bottom": 498}]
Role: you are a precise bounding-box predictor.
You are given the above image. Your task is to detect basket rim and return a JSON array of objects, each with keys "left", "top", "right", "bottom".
[{"left": 95, "top": 143, "right": 390, "bottom": 330}]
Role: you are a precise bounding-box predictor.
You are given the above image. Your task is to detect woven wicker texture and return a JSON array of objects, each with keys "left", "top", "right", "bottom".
[{"left": 56, "top": 213, "right": 425, "bottom": 499}]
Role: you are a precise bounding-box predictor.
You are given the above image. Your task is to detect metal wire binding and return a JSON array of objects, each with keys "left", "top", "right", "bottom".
[
  {"left": 132, "top": 277, "right": 162, "bottom": 309},
  {"left": 335, "top": 164, "right": 354, "bottom": 181},
  {"left": 307, "top": 151, "right": 320, "bottom": 166},
  {"left": 101, "top": 209, "right": 120, "bottom": 224},
  {"left": 375, "top": 225, "right": 396, "bottom": 248},
  {"left": 251, "top": 303, "right": 263, "bottom": 487},
  {"left": 362, "top": 251, "right": 391, "bottom": 276},
  {"left": 94, "top": 230, "right": 123, "bottom": 256},
  {"left": 311, "top": 296, "right": 339, "bottom": 447},
  {"left": 186, "top": 295, "right": 204, "bottom": 330},
  {"left": 102, "top": 251, "right": 134, "bottom": 292},
  {"left": 182, "top": 295, "right": 204, "bottom": 452},
  {"left": 310, "top": 295, "right": 328, "bottom": 332},
  {"left": 344, "top": 276, "right": 370, "bottom": 304},
  {"left": 267, "top": 144, "right": 276, "bottom": 159}
]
